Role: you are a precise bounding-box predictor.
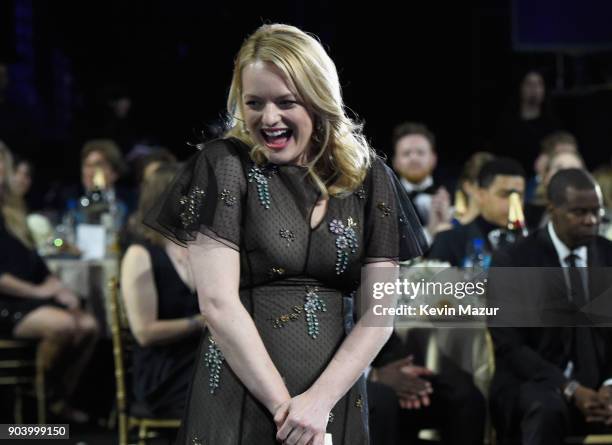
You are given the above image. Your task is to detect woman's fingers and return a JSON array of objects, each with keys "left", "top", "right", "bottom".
[
  {"left": 276, "top": 415, "right": 294, "bottom": 442},
  {"left": 296, "top": 429, "right": 315, "bottom": 445},
  {"left": 309, "top": 432, "right": 326, "bottom": 445},
  {"left": 284, "top": 425, "right": 305, "bottom": 445},
  {"left": 273, "top": 402, "right": 290, "bottom": 427},
  {"left": 420, "top": 393, "right": 431, "bottom": 407}
]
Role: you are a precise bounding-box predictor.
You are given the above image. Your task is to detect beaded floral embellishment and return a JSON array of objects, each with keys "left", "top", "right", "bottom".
[
  {"left": 328, "top": 411, "right": 335, "bottom": 423},
  {"left": 355, "top": 394, "right": 364, "bottom": 409},
  {"left": 377, "top": 202, "right": 392, "bottom": 218},
  {"left": 179, "top": 186, "right": 206, "bottom": 228},
  {"left": 270, "top": 286, "right": 327, "bottom": 339},
  {"left": 191, "top": 436, "right": 203, "bottom": 445},
  {"left": 203, "top": 336, "right": 224, "bottom": 394},
  {"left": 268, "top": 266, "right": 286, "bottom": 277},
  {"left": 329, "top": 217, "right": 358, "bottom": 275},
  {"left": 247, "top": 164, "right": 278, "bottom": 209},
  {"left": 279, "top": 228, "right": 296, "bottom": 245},
  {"left": 354, "top": 186, "right": 367, "bottom": 200},
  {"left": 271, "top": 305, "right": 303, "bottom": 329},
  {"left": 219, "top": 189, "right": 237, "bottom": 207},
  {"left": 304, "top": 286, "right": 327, "bottom": 339}
]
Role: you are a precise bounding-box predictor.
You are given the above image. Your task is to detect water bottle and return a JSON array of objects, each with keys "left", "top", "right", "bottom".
[{"left": 463, "top": 238, "right": 491, "bottom": 272}]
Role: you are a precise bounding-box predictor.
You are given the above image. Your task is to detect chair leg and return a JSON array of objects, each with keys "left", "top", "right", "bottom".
[
  {"left": 14, "top": 386, "right": 23, "bottom": 424},
  {"left": 118, "top": 414, "right": 128, "bottom": 445},
  {"left": 36, "top": 347, "right": 46, "bottom": 424},
  {"left": 138, "top": 423, "right": 148, "bottom": 445}
]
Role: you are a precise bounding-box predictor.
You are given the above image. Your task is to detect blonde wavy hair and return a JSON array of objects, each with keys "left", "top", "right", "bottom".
[
  {"left": 225, "top": 23, "right": 375, "bottom": 197},
  {"left": 0, "top": 141, "right": 32, "bottom": 248}
]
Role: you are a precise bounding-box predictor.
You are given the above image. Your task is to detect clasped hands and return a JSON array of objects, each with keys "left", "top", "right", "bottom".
[
  {"left": 575, "top": 384, "right": 612, "bottom": 425},
  {"left": 372, "top": 355, "right": 434, "bottom": 409},
  {"left": 272, "top": 389, "right": 332, "bottom": 445}
]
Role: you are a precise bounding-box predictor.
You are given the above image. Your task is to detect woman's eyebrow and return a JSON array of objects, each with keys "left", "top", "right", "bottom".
[{"left": 243, "top": 93, "right": 295, "bottom": 100}]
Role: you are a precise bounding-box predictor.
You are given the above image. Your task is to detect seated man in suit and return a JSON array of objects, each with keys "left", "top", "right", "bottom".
[
  {"left": 489, "top": 168, "right": 612, "bottom": 445},
  {"left": 428, "top": 157, "right": 526, "bottom": 266},
  {"left": 367, "top": 330, "right": 486, "bottom": 445}
]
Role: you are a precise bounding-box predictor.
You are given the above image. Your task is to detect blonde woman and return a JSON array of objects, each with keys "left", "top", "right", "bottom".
[
  {"left": 147, "top": 24, "right": 426, "bottom": 445},
  {"left": 0, "top": 141, "right": 98, "bottom": 422}
]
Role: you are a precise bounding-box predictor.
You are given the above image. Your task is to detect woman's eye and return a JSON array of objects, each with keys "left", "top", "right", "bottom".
[
  {"left": 245, "top": 101, "right": 262, "bottom": 108},
  {"left": 278, "top": 100, "right": 297, "bottom": 108}
]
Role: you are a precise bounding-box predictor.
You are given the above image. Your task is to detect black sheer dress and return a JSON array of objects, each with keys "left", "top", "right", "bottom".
[{"left": 146, "top": 137, "right": 426, "bottom": 444}]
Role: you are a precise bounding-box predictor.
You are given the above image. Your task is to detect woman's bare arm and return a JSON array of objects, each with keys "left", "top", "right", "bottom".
[
  {"left": 276, "top": 261, "right": 397, "bottom": 444},
  {"left": 307, "top": 260, "right": 397, "bottom": 404},
  {"left": 188, "top": 232, "right": 290, "bottom": 414},
  {"left": 0, "top": 273, "right": 62, "bottom": 299},
  {"left": 121, "top": 245, "right": 204, "bottom": 347}
]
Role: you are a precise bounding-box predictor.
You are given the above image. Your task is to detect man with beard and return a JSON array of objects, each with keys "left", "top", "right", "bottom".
[
  {"left": 392, "top": 122, "right": 452, "bottom": 239},
  {"left": 489, "top": 168, "right": 612, "bottom": 445}
]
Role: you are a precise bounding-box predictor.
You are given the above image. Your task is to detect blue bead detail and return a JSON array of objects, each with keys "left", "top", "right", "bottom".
[
  {"left": 304, "top": 286, "right": 327, "bottom": 339},
  {"left": 203, "top": 336, "right": 224, "bottom": 394},
  {"left": 248, "top": 164, "right": 278, "bottom": 209},
  {"left": 329, "top": 217, "right": 358, "bottom": 274}
]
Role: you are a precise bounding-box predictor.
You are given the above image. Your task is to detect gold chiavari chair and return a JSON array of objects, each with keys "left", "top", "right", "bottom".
[
  {"left": 108, "top": 277, "right": 181, "bottom": 445},
  {"left": 0, "top": 337, "right": 45, "bottom": 424}
]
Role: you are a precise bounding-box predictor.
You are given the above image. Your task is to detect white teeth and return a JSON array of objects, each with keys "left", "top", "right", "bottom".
[{"left": 262, "top": 129, "right": 289, "bottom": 137}]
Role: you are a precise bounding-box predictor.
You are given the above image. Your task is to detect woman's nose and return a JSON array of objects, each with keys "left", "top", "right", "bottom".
[{"left": 262, "top": 104, "right": 281, "bottom": 126}]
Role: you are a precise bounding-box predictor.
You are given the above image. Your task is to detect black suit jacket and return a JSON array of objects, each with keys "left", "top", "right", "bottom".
[
  {"left": 489, "top": 228, "right": 612, "bottom": 405},
  {"left": 427, "top": 217, "right": 499, "bottom": 267}
]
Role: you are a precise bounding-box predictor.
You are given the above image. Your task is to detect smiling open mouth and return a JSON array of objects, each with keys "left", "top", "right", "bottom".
[{"left": 261, "top": 128, "right": 293, "bottom": 148}]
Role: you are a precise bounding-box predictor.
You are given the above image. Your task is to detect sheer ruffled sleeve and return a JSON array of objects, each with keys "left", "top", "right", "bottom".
[
  {"left": 363, "top": 157, "right": 428, "bottom": 262},
  {"left": 144, "top": 138, "right": 247, "bottom": 250}
]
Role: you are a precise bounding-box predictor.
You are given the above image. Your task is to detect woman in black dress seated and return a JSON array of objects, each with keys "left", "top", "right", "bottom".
[
  {"left": 120, "top": 164, "right": 205, "bottom": 418},
  {"left": 0, "top": 141, "right": 99, "bottom": 422}
]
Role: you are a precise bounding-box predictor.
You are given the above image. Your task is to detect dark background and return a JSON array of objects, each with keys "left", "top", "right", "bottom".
[{"left": 2, "top": 0, "right": 612, "bottom": 201}]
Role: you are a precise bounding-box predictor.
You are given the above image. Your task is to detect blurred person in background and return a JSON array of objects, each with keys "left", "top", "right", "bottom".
[
  {"left": 120, "top": 148, "right": 178, "bottom": 252},
  {"left": 489, "top": 169, "right": 612, "bottom": 445},
  {"left": 0, "top": 141, "right": 99, "bottom": 423},
  {"left": 135, "top": 148, "right": 178, "bottom": 185},
  {"left": 428, "top": 158, "right": 526, "bottom": 266},
  {"left": 392, "top": 122, "right": 452, "bottom": 239},
  {"left": 454, "top": 151, "right": 496, "bottom": 225},
  {"left": 368, "top": 331, "right": 486, "bottom": 445},
  {"left": 12, "top": 156, "right": 33, "bottom": 202},
  {"left": 493, "top": 69, "right": 561, "bottom": 168},
  {"left": 528, "top": 131, "right": 579, "bottom": 203},
  {"left": 593, "top": 165, "right": 612, "bottom": 241},
  {"left": 64, "top": 139, "right": 131, "bottom": 233},
  {"left": 526, "top": 150, "right": 585, "bottom": 230},
  {"left": 120, "top": 163, "right": 204, "bottom": 418}
]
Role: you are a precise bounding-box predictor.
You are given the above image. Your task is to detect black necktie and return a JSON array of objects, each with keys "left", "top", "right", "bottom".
[
  {"left": 565, "top": 253, "right": 599, "bottom": 387},
  {"left": 565, "top": 253, "right": 587, "bottom": 307}
]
